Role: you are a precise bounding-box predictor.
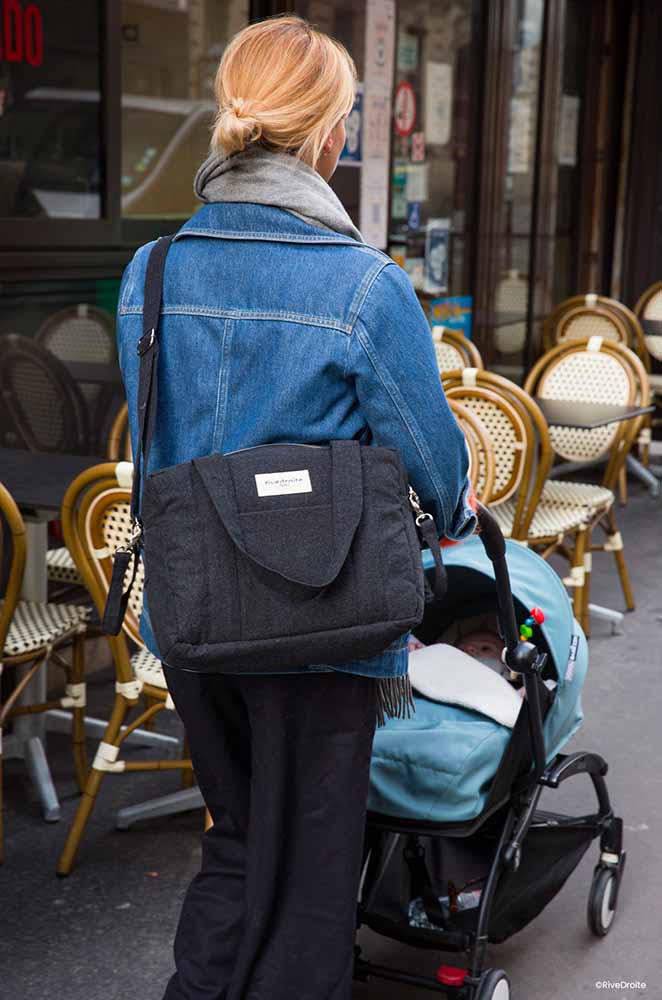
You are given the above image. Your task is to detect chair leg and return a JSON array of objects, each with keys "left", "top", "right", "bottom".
[
  {"left": 0, "top": 735, "right": 4, "bottom": 865},
  {"left": 57, "top": 694, "right": 128, "bottom": 877},
  {"left": 581, "top": 548, "right": 593, "bottom": 637},
  {"left": 605, "top": 509, "right": 635, "bottom": 612},
  {"left": 568, "top": 528, "right": 587, "bottom": 626},
  {"left": 181, "top": 734, "right": 195, "bottom": 789},
  {"left": 618, "top": 466, "right": 628, "bottom": 507},
  {"left": 71, "top": 633, "right": 87, "bottom": 792}
]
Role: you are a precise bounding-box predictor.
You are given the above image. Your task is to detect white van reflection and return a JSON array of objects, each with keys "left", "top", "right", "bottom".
[{"left": 0, "top": 88, "right": 214, "bottom": 218}]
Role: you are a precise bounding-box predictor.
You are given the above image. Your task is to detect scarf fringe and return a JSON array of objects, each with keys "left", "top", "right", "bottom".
[{"left": 376, "top": 675, "right": 416, "bottom": 728}]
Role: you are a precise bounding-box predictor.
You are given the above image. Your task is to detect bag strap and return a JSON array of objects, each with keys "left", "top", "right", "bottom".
[{"left": 130, "top": 234, "right": 175, "bottom": 527}]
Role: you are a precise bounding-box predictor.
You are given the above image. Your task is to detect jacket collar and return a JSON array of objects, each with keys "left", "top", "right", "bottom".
[{"left": 175, "top": 202, "right": 360, "bottom": 247}]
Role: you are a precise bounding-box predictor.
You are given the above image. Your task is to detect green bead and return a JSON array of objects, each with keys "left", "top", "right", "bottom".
[{"left": 520, "top": 624, "right": 533, "bottom": 638}]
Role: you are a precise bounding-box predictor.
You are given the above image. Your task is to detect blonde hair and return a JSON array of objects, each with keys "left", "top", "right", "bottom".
[{"left": 211, "top": 15, "right": 356, "bottom": 168}]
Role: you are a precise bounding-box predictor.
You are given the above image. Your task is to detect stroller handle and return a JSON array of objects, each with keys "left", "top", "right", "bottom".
[
  {"left": 473, "top": 501, "right": 548, "bottom": 779},
  {"left": 474, "top": 503, "right": 520, "bottom": 653}
]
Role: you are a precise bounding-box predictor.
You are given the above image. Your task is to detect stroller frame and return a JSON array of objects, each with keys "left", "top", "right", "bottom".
[{"left": 354, "top": 506, "right": 626, "bottom": 1000}]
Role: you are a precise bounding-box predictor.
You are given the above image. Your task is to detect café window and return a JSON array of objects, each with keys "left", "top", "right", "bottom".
[
  {"left": 0, "top": 0, "right": 103, "bottom": 219},
  {"left": 121, "top": 0, "right": 249, "bottom": 220}
]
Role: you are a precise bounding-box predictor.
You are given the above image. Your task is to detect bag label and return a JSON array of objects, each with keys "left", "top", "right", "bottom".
[{"left": 255, "top": 469, "right": 312, "bottom": 497}]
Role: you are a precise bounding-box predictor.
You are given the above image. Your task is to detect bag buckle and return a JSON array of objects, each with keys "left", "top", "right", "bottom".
[
  {"left": 137, "top": 328, "right": 155, "bottom": 356},
  {"left": 116, "top": 519, "right": 143, "bottom": 554},
  {"left": 408, "top": 486, "right": 433, "bottom": 526}
]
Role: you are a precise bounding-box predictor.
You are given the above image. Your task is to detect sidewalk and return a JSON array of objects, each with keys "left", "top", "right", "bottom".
[{"left": 3, "top": 486, "right": 661, "bottom": 1000}]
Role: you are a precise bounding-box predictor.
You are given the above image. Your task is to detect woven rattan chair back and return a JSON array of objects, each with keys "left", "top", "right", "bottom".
[
  {"left": 443, "top": 375, "right": 533, "bottom": 537},
  {"left": 35, "top": 305, "right": 115, "bottom": 364},
  {"left": 524, "top": 339, "right": 637, "bottom": 466},
  {"left": 0, "top": 482, "right": 27, "bottom": 655},
  {"left": 432, "top": 327, "right": 484, "bottom": 375},
  {"left": 448, "top": 399, "right": 496, "bottom": 504},
  {"left": 543, "top": 302, "right": 630, "bottom": 354},
  {"left": 106, "top": 402, "right": 132, "bottom": 461},
  {"left": 0, "top": 334, "right": 90, "bottom": 453},
  {"left": 634, "top": 281, "right": 662, "bottom": 364},
  {"left": 444, "top": 368, "right": 553, "bottom": 539},
  {"left": 83, "top": 482, "right": 143, "bottom": 648},
  {"left": 35, "top": 305, "right": 117, "bottom": 448}
]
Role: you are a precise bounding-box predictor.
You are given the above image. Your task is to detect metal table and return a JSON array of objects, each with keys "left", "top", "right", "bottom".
[
  {"left": 536, "top": 399, "right": 656, "bottom": 631},
  {"left": 61, "top": 361, "right": 123, "bottom": 386},
  {"left": 536, "top": 398, "right": 655, "bottom": 429},
  {"left": 0, "top": 447, "right": 179, "bottom": 823}
]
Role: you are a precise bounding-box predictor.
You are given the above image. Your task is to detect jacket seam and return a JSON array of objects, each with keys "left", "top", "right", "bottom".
[
  {"left": 119, "top": 304, "right": 353, "bottom": 336},
  {"left": 347, "top": 259, "right": 392, "bottom": 332},
  {"left": 212, "top": 318, "right": 233, "bottom": 451},
  {"left": 353, "top": 318, "right": 452, "bottom": 512}
]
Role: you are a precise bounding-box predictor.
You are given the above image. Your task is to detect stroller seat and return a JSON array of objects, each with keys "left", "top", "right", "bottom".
[
  {"left": 368, "top": 537, "right": 587, "bottom": 828},
  {"left": 370, "top": 692, "right": 512, "bottom": 825}
]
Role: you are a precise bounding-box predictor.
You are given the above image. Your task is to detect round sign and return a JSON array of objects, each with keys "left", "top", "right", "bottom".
[{"left": 394, "top": 81, "right": 417, "bottom": 138}]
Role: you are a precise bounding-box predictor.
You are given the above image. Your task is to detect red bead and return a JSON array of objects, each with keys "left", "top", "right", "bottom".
[
  {"left": 531, "top": 607, "right": 545, "bottom": 624},
  {"left": 436, "top": 965, "right": 468, "bottom": 987}
]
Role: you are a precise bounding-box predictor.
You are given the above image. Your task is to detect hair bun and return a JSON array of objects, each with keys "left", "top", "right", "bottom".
[{"left": 211, "top": 96, "right": 262, "bottom": 155}]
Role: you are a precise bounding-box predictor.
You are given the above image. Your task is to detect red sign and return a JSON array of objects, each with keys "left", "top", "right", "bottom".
[
  {"left": 0, "top": 1, "right": 43, "bottom": 67},
  {"left": 394, "top": 80, "right": 416, "bottom": 138}
]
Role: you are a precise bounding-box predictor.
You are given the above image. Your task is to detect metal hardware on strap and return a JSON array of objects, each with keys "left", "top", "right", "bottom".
[{"left": 137, "top": 328, "right": 155, "bottom": 355}]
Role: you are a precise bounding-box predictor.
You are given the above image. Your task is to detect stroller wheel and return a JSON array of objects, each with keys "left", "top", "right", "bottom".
[
  {"left": 588, "top": 866, "right": 619, "bottom": 936},
  {"left": 475, "top": 968, "right": 511, "bottom": 1000}
]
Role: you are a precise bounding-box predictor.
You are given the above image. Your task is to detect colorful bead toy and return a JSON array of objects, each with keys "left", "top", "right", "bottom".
[{"left": 520, "top": 607, "right": 545, "bottom": 642}]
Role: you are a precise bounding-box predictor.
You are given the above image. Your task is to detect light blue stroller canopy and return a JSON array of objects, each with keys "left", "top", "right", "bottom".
[{"left": 368, "top": 537, "right": 588, "bottom": 824}]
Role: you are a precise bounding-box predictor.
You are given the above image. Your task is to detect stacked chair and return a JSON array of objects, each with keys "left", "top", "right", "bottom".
[
  {"left": 524, "top": 338, "right": 649, "bottom": 627},
  {"left": 443, "top": 369, "right": 594, "bottom": 626},
  {"left": 46, "top": 402, "right": 131, "bottom": 591},
  {"left": 544, "top": 293, "right": 654, "bottom": 481},
  {"left": 432, "top": 326, "right": 483, "bottom": 376},
  {"left": 0, "top": 483, "right": 91, "bottom": 861},
  {"left": 56, "top": 461, "right": 193, "bottom": 876},
  {"left": 634, "top": 282, "right": 662, "bottom": 443}
]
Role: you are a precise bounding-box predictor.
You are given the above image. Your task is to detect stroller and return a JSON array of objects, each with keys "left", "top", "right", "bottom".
[{"left": 356, "top": 506, "right": 626, "bottom": 999}]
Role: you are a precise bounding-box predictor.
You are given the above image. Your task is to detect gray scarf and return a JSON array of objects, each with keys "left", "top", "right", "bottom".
[{"left": 193, "top": 147, "right": 364, "bottom": 243}]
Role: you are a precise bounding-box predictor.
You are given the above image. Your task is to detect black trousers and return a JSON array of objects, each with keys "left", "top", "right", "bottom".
[{"left": 162, "top": 666, "right": 377, "bottom": 1000}]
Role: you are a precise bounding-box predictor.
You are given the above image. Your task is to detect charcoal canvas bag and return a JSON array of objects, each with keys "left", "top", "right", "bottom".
[{"left": 102, "top": 235, "right": 447, "bottom": 673}]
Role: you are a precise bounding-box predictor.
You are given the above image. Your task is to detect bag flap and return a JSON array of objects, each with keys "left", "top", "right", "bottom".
[{"left": 192, "top": 441, "right": 364, "bottom": 588}]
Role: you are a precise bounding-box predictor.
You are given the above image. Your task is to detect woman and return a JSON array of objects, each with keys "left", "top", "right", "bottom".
[{"left": 117, "top": 15, "right": 475, "bottom": 1000}]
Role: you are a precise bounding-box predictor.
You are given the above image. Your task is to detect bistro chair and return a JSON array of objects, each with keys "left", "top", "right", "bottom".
[
  {"left": 106, "top": 402, "right": 132, "bottom": 462},
  {"left": 443, "top": 369, "right": 593, "bottom": 623},
  {"left": 0, "top": 334, "right": 90, "bottom": 455},
  {"left": 56, "top": 462, "right": 193, "bottom": 876},
  {"left": 543, "top": 294, "right": 636, "bottom": 350},
  {"left": 0, "top": 482, "right": 91, "bottom": 862},
  {"left": 35, "top": 304, "right": 117, "bottom": 451},
  {"left": 524, "top": 339, "right": 649, "bottom": 625},
  {"left": 633, "top": 281, "right": 662, "bottom": 442},
  {"left": 431, "top": 327, "right": 483, "bottom": 376},
  {"left": 448, "top": 399, "right": 496, "bottom": 504},
  {"left": 46, "top": 401, "right": 132, "bottom": 591}
]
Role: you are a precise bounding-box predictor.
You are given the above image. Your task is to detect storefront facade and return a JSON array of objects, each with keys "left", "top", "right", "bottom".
[{"left": 0, "top": 0, "right": 654, "bottom": 449}]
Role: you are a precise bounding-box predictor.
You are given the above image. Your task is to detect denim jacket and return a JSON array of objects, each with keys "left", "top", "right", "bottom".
[{"left": 117, "top": 202, "right": 475, "bottom": 678}]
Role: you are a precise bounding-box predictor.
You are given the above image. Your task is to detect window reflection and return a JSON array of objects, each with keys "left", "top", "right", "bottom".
[{"left": 0, "top": 2, "right": 103, "bottom": 219}]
